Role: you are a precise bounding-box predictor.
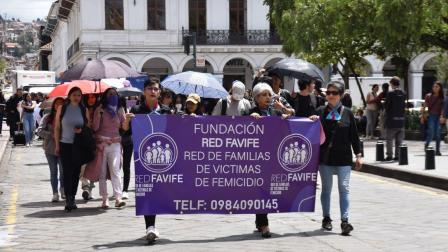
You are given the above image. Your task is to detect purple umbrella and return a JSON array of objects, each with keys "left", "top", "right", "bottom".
[{"left": 60, "top": 59, "right": 143, "bottom": 82}]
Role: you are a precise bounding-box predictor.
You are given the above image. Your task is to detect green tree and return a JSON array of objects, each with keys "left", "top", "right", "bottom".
[{"left": 266, "top": 0, "right": 379, "bottom": 106}]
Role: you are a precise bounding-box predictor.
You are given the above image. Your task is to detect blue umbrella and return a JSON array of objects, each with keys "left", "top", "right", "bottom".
[{"left": 161, "top": 71, "right": 228, "bottom": 99}]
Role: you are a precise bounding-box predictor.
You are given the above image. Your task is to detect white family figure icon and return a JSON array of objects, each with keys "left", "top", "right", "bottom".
[
  {"left": 144, "top": 141, "right": 173, "bottom": 165},
  {"left": 282, "top": 142, "right": 308, "bottom": 165}
]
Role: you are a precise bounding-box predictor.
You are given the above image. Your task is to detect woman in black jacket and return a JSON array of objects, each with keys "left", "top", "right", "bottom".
[{"left": 311, "top": 81, "right": 362, "bottom": 236}]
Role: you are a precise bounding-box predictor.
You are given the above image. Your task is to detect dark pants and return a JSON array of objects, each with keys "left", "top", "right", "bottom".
[
  {"left": 255, "top": 214, "right": 269, "bottom": 227},
  {"left": 8, "top": 116, "right": 19, "bottom": 137},
  {"left": 0, "top": 112, "right": 3, "bottom": 133},
  {"left": 145, "top": 215, "right": 156, "bottom": 228},
  {"left": 60, "top": 142, "right": 81, "bottom": 198},
  {"left": 122, "top": 143, "right": 133, "bottom": 192}
]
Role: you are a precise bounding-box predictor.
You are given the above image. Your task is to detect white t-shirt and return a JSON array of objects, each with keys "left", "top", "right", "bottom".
[{"left": 212, "top": 97, "right": 252, "bottom": 116}]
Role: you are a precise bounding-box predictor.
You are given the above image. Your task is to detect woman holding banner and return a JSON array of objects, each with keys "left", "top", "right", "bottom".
[
  {"left": 311, "top": 81, "right": 362, "bottom": 236},
  {"left": 123, "top": 78, "right": 173, "bottom": 244},
  {"left": 249, "top": 82, "right": 291, "bottom": 238}
]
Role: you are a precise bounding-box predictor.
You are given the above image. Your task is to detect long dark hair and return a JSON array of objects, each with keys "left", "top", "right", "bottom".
[
  {"left": 48, "top": 97, "right": 65, "bottom": 124},
  {"left": 432, "top": 81, "right": 444, "bottom": 99},
  {"left": 66, "top": 87, "right": 83, "bottom": 104},
  {"left": 100, "top": 88, "right": 122, "bottom": 112}
]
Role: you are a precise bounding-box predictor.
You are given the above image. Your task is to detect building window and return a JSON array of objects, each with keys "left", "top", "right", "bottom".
[
  {"left": 229, "top": 0, "right": 246, "bottom": 34},
  {"left": 189, "top": 0, "right": 206, "bottom": 32},
  {"left": 105, "top": 0, "right": 124, "bottom": 30},
  {"left": 148, "top": 0, "right": 166, "bottom": 30}
]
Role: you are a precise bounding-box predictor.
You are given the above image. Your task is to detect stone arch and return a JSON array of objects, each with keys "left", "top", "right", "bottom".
[
  {"left": 260, "top": 55, "right": 285, "bottom": 69},
  {"left": 221, "top": 57, "right": 256, "bottom": 91},
  {"left": 139, "top": 57, "right": 175, "bottom": 81},
  {"left": 137, "top": 54, "right": 178, "bottom": 73},
  {"left": 102, "top": 53, "right": 136, "bottom": 69},
  {"left": 218, "top": 54, "right": 257, "bottom": 73},
  {"left": 179, "top": 56, "right": 218, "bottom": 73},
  {"left": 410, "top": 52, "right": 439, "bottom": 72}
]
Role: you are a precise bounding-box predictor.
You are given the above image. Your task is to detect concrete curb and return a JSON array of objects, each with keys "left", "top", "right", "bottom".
[{"left": 360, "top": 163, "right": 448, "bottom": 191}]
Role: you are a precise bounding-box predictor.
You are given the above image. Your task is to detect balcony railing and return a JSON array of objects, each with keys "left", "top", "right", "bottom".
[{"left": 182, "top": 29, "right": 282, "bottom": 45}]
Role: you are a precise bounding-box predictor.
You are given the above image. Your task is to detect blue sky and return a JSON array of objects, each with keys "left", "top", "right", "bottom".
[{"left": 0, "top": 0, "right": 54, "bottom": 22}]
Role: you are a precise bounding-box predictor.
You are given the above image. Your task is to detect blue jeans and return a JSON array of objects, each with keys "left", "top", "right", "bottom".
[
  {"left": 425, "top": 114, "right": 441, "bottom": 151},
  {"left": 319, "top": 165, "right": 351, "bottom": 221},
  {"left": 45, "top": 154, "right": 64, "bottom": 193},
  {"left": 22, "top": 112, "right": 35, "bottom": 144}
]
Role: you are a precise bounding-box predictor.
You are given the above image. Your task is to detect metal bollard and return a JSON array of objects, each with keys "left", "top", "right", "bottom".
[
  {"left": 425, "top": 146, "right": 435, "bottom": 170},
  {"left": 360, "top": 140, "right": 364, "bottom": 157},
  {"left": 398, "top": 144, "right": 408, "bottom": 165},
  {"left": 376, "top": 141, "right": 384, "bottom": 161}
]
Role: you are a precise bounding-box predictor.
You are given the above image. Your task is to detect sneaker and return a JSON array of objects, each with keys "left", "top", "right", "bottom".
[
  {"left": 122, "top": 191, "right": 129, "bottom": 200},
  {"left": 436, "top": 151, "right": 442, "bottom": 156},
  {"left": 60, "top": 188, "right": 66, "bottom": 199},
  {"left": 393, "top": 156, "right": 399, "bottom": 161},
  {"left": 115, "top": 200, "right": 126, "bottom": 208},
  {"left": 341, "top": 220, "right": 354, "bottom": 236},
  {"left": 82, "top": 190, "right": 90, "bottom": 201},
  {"left": 385, "top": 156, "right": 393, "bottom": 161},
  {"left": 146, "top": 226, "right": 159, "bottom": 244},
  {"left": 322, "top": 217, "right": 333, "bottom": 231},
  {"left": 52, "top": 193, "right": 59, "bottom": 202}
]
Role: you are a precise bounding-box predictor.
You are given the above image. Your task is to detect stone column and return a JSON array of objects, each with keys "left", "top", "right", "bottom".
[{"left": 408, "top": 71, "right": 424, "bottom": 99}]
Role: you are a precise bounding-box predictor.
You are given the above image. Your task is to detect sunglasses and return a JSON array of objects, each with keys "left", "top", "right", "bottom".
[{"left": 326, "top": 91, "right": 340, "bottom": 96}]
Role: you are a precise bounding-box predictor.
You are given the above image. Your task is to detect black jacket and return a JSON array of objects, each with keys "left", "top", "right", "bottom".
[
  {"left": 318, "top": 105, "right": 361, "bottom": 166},
  {"left": 385, "top": 89, "right": 406, "bottom": 128}
]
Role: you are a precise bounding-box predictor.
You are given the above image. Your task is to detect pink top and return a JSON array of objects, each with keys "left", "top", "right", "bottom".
[{"left": 92, "top": 106, "right": 125, "bottom": 138}]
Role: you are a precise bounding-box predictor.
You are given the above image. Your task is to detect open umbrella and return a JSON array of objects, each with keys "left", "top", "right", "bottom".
[
  {"left": 267, "top": 58, "right": 326, "bottom": 82},
  {"left": 60, "top": 59, "right": 143, "bottom": 82},
  {"left": 161, "top": 71, "right": 228, "bottom": 99},
  {"left": 118, "top": 87, "right": 142, "bottom": 97},
  {"left": 48, "top": 80, "right": 110, "bottom": 98}
]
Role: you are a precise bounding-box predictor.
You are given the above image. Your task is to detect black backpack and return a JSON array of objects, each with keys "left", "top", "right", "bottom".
[{"left": 220, "top": 99, "right": 227, "bottom": 116}]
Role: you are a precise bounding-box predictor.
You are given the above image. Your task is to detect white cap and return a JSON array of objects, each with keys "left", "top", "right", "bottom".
[{"left": 231, "top": 81, "right": 246, "bottom": 101}]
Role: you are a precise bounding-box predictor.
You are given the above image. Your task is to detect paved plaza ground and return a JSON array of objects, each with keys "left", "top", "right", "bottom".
[{"left": 1, "top": 132, "right": 447, "bottom": 251}]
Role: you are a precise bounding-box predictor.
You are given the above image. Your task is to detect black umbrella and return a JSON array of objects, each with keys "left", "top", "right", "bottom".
[
  {"left": 118, "top": 86, "right": 142, "bottom": 97},
  {"left": 60, "top": 59, "right": 142, "bottom": 82},
  {"left": 267, "top": 58, "right": 326, "bottom": 82}
]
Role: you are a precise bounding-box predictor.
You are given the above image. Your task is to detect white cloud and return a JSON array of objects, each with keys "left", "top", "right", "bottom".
[{"left": 0, "top": 0, "right": 54, "bottom": 22}]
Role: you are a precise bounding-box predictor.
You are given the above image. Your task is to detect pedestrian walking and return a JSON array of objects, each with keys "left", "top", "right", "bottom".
[
  {"left": 311, "top": 81, "right": 362, "bottom": 236},
  {"left": 119, "top": 96, "right": 132, "bottom": 200},
  {"left": 80, "top": 93, "right": 98, "bottom": 201},
  {"left": 385, "top": 77, "right": 406, "bottom": 161},
  {"left": 421, "top": 81, "right": 444, "bottom": 155},
  {"left": 292, "top": 78, "right": 317, "bottom": 117},
  {"left": 0, "top": 90, "right": 6, "bottom": 135},
  {"left": 37, "top": 97, "right": 65, "bottom": 202},
  {"left": 6, "top": 88, "right": 23, "bottom": 140},
  {"left": 54, "top": 87, "right": 89, "bottom": 212},
  {"left": 212, "top": 80, "right": 251, "bottom": 116},
  {"left": 376, "top": 83, "right": 389, "bottom": 139},
  {"left": 365, "top": 84, "right": 379, "bottom": 139},
  {"left": 179, "top": 93, "right": 202, "bottom": 116},
  {"left": 123, "top": 78, "right": 173, "bottom": 244},
  {"left": 21, "top": 92, "right": 36, "bottom": 147},
  {"left": 85, "top": 88, "right": 127, "bottom": 209},
  {"left": 249, "top": 82, "right": 292, "bottom": 238}
]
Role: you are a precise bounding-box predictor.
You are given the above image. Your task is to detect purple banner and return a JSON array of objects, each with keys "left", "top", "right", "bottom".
[{"left": 132, "top": 115, "right": 320, "bottom": 215}]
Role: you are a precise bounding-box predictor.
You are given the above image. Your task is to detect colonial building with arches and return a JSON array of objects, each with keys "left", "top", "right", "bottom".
[{"left": 43, "top": 0, "right": 439, "bottom": 102}]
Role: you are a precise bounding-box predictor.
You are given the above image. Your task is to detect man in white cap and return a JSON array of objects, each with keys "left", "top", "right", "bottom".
[{"left": 212, "top": 80, "right": 252, "bottom": 116}]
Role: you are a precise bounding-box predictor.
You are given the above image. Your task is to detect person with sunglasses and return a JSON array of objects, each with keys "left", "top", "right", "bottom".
[
  {"left": 122, "top": 78, "right": 172, "bottom": 244},
  {"left": 310, "top": 81, "right": 362, "bottom": 236}
]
